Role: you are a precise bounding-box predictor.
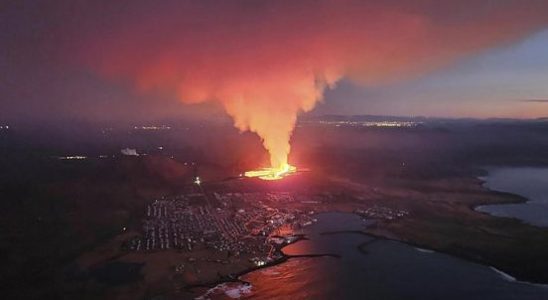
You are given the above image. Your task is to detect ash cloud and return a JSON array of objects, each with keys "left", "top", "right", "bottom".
[{"left": 75, "top": 0, "right": 548, "bottom": 168}]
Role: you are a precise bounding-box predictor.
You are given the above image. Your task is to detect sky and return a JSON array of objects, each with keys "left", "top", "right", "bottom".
[
  {"left": 317, "top": 29, "right": 548, "bottom": 118},
  {"left": 2, "top": 0, "right": 548, "bottom": 125}
]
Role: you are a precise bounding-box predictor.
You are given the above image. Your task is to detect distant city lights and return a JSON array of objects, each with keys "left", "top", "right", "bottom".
[
  {"left": 133, "top": 125, "right": 171, "bottom": 130},
  {"left": 121, "top": 148, "right": 140, "bottom": 156},
  {"left": 57, "top": 156, "right": 87, "bottom": 160},
  {"left": 306, "top": 120, "right": 422, "bottom": 128}
]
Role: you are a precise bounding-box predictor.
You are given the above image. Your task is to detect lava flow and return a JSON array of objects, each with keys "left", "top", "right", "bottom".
[{"left": 244, "top": 164, "right": 297, "bottom": 181}]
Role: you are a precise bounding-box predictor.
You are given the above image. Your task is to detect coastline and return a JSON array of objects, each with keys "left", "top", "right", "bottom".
[
  {"left": 468, "top": 174, "right": 529, "bottom": 212},
  {"left": 489, "top": 267, "right": 548, "bottom": 289},
  {"left": 191, "top": 198, "right": 548, "bottom": 299},
  {"left": 192, "top": 218, "right": 548, "bottom": 299},
  {"left": 187, "top": 233, "right": 341, "bottom": 296},
  {"left": 472, "top": 167, "right": 548, "bottom": 228},
  {"left": 311, "top": 226, "right": 548, "bottom": 289},
  {"left": 81, "top": 170, "right": 548, "bottom": 299}
]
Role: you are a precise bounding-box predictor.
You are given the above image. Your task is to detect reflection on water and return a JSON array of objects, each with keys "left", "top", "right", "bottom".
[
  {"left": 203, "top": 213, "right": 548, "bottom": 299},
  {"left": 477, "top": 167, "right": 548, "bottom": 227}
]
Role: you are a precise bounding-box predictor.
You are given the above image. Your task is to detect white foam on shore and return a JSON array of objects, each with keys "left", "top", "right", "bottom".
[
  {"left": 412, "top": 247, "right": 548, "bottom": 289},
  {"left": 196, "top": 282, "right": 253, "bottom": 300},
  {"left": 490, "top": 267, "right": 516, "bottom": 282},
  {"left": 225, "top": 284, "right": 252, "bottom": 298},
  {"left": 414, "top": 247, "right": 435, "bottom": 254},
  {"left": 490, "top": 267, "right": 548, "bottom": 289}
]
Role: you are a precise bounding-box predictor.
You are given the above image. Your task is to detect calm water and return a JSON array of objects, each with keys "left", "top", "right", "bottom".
[
  {"left": 476, "top": 167, "right": 548, "bottom": 227},
  {"left": 202, "top": 212, "right": 548, "bottom": 299}
]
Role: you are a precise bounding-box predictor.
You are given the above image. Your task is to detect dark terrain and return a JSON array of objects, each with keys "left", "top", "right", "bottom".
[{"left": 2, "top": 116, "right": 548, "bottom": 298}]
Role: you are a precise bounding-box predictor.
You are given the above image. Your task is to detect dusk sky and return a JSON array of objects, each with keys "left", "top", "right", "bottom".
[
  {"left": 2, "top": 0, "right": 548, "bottom": 124},
  {"left": 318, "top": 29, "right": 548, "bottom": 118}
]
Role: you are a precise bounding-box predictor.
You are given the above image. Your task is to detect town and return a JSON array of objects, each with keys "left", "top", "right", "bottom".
[
  {"left": 126, "top": 186, "right": 411, "bottom": 268},
  {"left": 127, "top": 191, "right": 320, "bottom": 264}
]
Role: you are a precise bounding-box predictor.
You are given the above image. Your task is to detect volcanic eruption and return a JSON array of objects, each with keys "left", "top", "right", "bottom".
[{"left": 76, "top": 1, "right": 548, "bottom": 180}]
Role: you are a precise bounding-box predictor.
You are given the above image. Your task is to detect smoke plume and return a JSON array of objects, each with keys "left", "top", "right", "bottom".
[{"left": 78, "top": 0, "right": 548, "bottom": 169}]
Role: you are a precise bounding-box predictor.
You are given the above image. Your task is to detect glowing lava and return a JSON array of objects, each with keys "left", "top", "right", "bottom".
[
  {"left": 245, "top": 164, "right": 297, "bottom": 181},
  {"left": 77, "top": 2, "right": 548, "bottom": 185}
]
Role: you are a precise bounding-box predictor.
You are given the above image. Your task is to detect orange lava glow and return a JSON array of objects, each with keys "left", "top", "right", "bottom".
[
  {"left": 245, "top": 164, "right": 297, "bottom": 181},
  {"left": 78, "top": 2, "right": 548, "bottom": 168}
]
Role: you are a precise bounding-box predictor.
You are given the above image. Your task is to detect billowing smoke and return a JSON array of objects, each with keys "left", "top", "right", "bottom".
[{"left": 78, "top": 0, "right": 548, "bottom": 169}]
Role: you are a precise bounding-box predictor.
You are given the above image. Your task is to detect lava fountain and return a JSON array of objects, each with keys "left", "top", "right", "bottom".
[
  {"left": 76, "top": 1, "right": 548, "bottom": 183},
  {"left": 244, "top": 163, "right": 297, "bottom": 180}
]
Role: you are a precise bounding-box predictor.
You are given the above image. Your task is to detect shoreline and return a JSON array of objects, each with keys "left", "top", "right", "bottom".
[
  {"left": 472, "top": 168, "right": 548, "bottom": 228},
  {"left": 361, "top": 227, "right": 548, "bottom": 285},
  {"left": 173, "top": 170, "right": 548, "bottom": 297},
  {"left": 489, "top": 267, "right": 548, "bottom": 289},
  {"left": 189, "top": 202, "right": 548, "bottom": 298},
  {"left": 312, "top": 227, "right": 548, "bottom": 288},
  {"left": 467, "top": 176, "right": 529, "bottom": 213},
  {"left": 186, "top": 233, "right": 341, "bottom": 296},
  {"left": 306, "top": 222, "right": 548, "bottom": 290}
]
